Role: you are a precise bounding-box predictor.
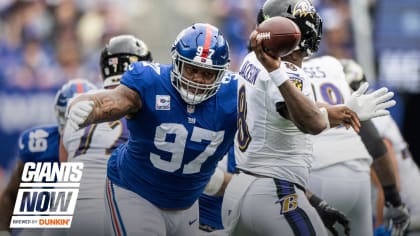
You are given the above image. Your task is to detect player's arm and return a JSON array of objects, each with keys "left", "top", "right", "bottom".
[
  {"left": 67, "top": 84, "right": 141, "bottom": 129},
  {"left": 360, "top": 120, "right": 410, "bottom": 234},
  {"left": 359, "top": 120, "right": 400, "bottom": 198},
  {"left": 317, "top": 102, "right": 360, "bottom": 132},
  {"left": 272, "top": 81, "right": 327, "bottom": 135},
  {"left": 250, "top": 31, "right": 357, "bottom": 134},
  {"left": 203, "top": 167, "right": 232, "bottom": 197},
  {"left": 0, "top": 161, "right": 24, "bottom": 232}
]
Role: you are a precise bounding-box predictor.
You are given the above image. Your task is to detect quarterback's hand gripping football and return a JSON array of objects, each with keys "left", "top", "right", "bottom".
[
  {"left": 67, "top": 100, "right": 94, "bottom": 130},
  {"left": 384, "top": 203, "right": 410, "bottom": 236},
  {"left": 345, "top": 82, "right": 396, "bottom": 121}
]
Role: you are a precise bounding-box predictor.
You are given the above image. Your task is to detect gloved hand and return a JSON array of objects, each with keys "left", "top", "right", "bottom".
[
  {"left": 384, "top": 203, "right": 410, "bottom": 236},
  {"left": 309, "top": 194, "right": 351, "bottom": 236},
  {"left": 345, "top": 82, "right": 396, "bottom": 121},
  {"left": 66, "top": 100, "right": 94, "bottom": 130}
]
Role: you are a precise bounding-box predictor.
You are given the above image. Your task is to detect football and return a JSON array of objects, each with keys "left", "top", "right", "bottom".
[{"left": 256, "top": 16, "right": 301, "bottom": 58}]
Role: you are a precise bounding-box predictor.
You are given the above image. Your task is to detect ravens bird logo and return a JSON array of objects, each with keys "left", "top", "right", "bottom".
[{"left": 293, "top": 0, "right": 316, "bottom": 18}]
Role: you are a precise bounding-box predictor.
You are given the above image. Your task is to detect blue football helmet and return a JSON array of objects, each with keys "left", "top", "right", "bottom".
[
  {"left": 54, "top": 79, "right": 97, "bottom": 131},
  {"left": 171, "top": 23, "right": 230, "bottom": 105}
]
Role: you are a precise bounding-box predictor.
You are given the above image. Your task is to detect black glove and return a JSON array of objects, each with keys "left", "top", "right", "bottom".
[{"left": 309, "top": 194, "right": 350, "bottom": 236}]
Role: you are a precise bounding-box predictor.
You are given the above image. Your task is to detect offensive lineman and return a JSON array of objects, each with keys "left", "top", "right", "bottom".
[{"left": 303, "top": 55, "right": 409, "bottom": 236}]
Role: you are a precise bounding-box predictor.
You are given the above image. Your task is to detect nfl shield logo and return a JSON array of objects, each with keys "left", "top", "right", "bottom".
[
  {"left": 187, "top": 104, "right": 195, "bottom": 113},
  {"left": 156, "top": 95, "right": 170, "bottom": 110}
]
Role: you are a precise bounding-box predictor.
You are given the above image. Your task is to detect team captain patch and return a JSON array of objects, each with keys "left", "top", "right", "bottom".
[{"left": 156, "top": 95, "right": 171, "bottom": 110}]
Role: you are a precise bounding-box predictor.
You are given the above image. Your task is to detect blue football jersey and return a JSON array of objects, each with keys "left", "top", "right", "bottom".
[
  {"left": 199, "top": 146, "right": 236, "bottom": 230},
  {"left": 107, "top": 62, "right": 238, "bottom": 209},
  {"left": 18, "top": 125, "right": 60, "bottom": 163}
]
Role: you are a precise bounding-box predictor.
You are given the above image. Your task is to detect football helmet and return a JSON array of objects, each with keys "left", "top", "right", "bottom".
[
  {"left": 258, "top": 0, "right": 323, "bottom": 56},
  {"left": 54, "top": 79, "right": 97, "bottom": 132},
  {"left": 340, "top": 59, "right": 366, "bottom": 91},
  {"left": 171, "top": 23, "right": 230, "bottom": 105},
  {"left": 100, "top": 35, "right": 153, "bottom": 88}
]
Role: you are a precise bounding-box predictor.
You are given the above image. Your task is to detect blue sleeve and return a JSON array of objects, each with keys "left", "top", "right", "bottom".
[
  {"left": 120, "top": 61, "right": 158, "bottom": 100},
  {"left": 227, "top": 147, "right": 236, "bottom": 173},
  {"left": 18, "top": 131, "right": 32, "bottom": 163},
  {"left": 17, "top": 126, "right": 60, "bottom": 163}
]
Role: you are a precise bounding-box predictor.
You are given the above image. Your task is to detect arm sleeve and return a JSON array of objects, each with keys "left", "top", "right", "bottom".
[{"left": 359, "top": 120, "right": 387, "bottom": 159}]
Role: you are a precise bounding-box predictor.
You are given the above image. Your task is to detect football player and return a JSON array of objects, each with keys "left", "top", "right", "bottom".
[
  {"left": 60, "top": 35, "right": 153, "bottom": 236},
  {"left": 67, "top": 23, "right": 238, "bottom": 236},
  {"left": 340, "top": 59, "right": 417, "bottom": 235},
  {"left": 0, "top": 79, "right": 96, "bottom": 236},
  {"left": 303, "top": 56, "right": 409, "bottom": 236},
  {"left": 219, "top": 0, "right": 397, "bottom": 236}
]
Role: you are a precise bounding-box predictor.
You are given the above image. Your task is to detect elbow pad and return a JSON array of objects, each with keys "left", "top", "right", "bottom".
[{"left": 359, "top": 120, "right": 387, "bottom": 159}]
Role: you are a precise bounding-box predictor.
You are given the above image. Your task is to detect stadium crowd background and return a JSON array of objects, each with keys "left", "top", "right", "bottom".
[{"left": 0, "top": 0, "right": 419, "bottom": 192}]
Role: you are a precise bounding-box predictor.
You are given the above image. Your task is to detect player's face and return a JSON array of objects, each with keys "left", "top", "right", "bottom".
[{"left": 182, "top": 63, "right": 217, "bottom": 85}]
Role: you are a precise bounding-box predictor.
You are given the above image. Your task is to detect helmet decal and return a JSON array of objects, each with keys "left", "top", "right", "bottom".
[
  {"left": 200, "top": 25, "right": 213, "bottom": 59},
  {"left": 293, "top": 0, "right": 317, "bottom": 18}
]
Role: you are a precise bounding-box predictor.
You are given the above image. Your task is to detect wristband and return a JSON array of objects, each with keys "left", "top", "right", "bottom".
[
  {"left": 383, "top": 184, "right": 402, "bottom": 207},
  {"left": 204, "top": 167, "right": 225, "bottom": 196},
  {"left": 309, "top": 194, "right": 323, "bottom": 208},
  {"left": 269, "top": 67, "right": 289, "bottom": 87},
  {"left": 319, "top": 107, "right": 331, "bottom": 130}
]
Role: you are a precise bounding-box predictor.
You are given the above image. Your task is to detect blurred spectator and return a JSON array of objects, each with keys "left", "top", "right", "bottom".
[
  {"left": 315, "top": 0, "right": 354, "bottom": 59},
  {"left": 210, "top": 0, "right": 264, "bottom": 71}
]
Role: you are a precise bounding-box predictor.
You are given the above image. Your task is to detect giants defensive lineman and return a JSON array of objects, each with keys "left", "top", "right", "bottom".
[
  {"left": 61, "top": 35, "right": 153, "bottom": 236},
  {"left": 67, "top": 23, "right": 237, "bottom": 236},
  {"left": 303, "top": 55, "right": 409, "bottom": 236},
  {"left": 0, "top": 79, "right": 96, "bottom": 236}
]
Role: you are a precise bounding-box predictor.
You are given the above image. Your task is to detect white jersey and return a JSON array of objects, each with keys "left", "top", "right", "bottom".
[
  {"left": 371, "top": 115, "right": 407, "bottom": 153},
  {"left": 302, "top": 56, "right": 371, "bottom": 171},
  {"left": 235, "top": 52, "right": 314, "bottom": 187},
  {"left": 62, "top": 117, "right": 128, "bottom": 199}
]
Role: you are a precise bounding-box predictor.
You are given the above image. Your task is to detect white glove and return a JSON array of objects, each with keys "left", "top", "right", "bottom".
[
  {"left": 384, "top": 203, "right": 410, "bottom": 236},
  {"left": 67, "top": 100, "right": 94, "bottom": 130},
  {"left": 345, "top": 82, "right": 396, "bottom": 121}
]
